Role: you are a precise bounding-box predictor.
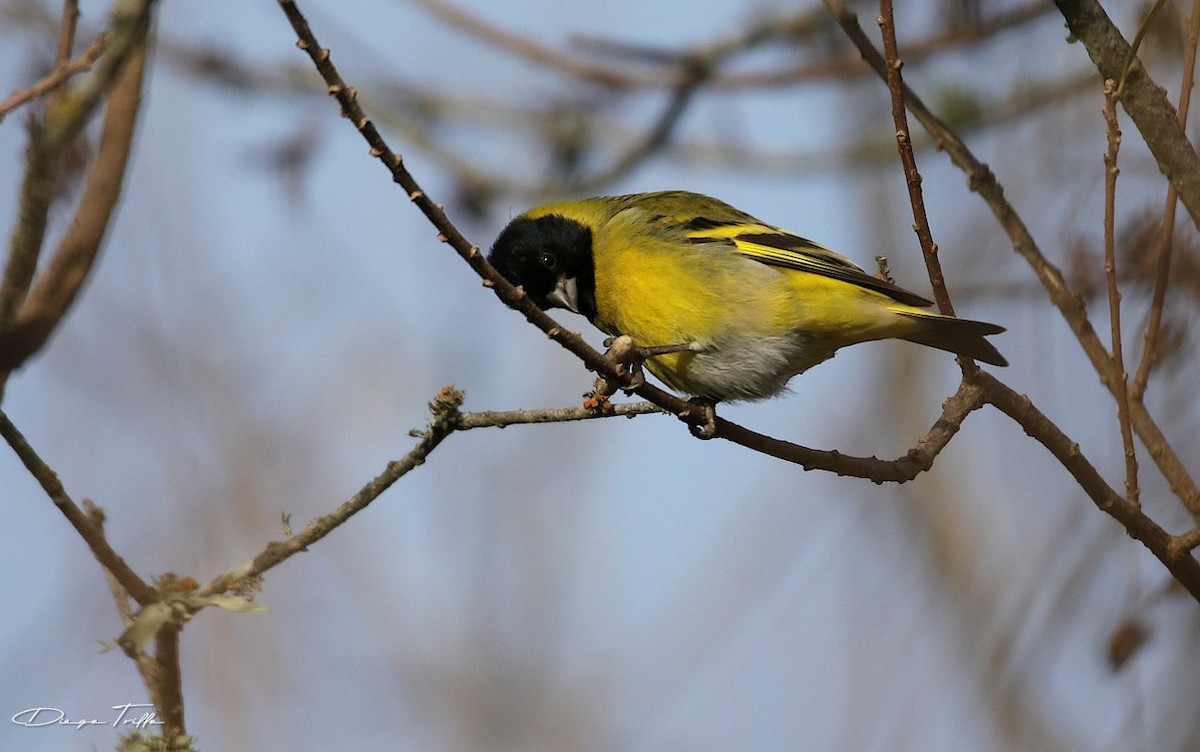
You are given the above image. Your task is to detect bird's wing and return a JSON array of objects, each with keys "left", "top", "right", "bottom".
[
  {"left": 607, "top": 192, "right": 935, "bottom": 308},
  {"left": 680, "top": 218, "right": 935, "bottom": 308}
]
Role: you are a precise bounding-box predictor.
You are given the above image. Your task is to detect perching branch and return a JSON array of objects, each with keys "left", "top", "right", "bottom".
[
  {"left": 200, "top": 377, "right": 983, "bottom": 603},
  {"left": 276, "top": 0, "right": 1200, "bottom": 552},
  {"left": 457, "top": 401, "right": 665, "bottom": 428},
  {"left": 273, "top": 0, "right": 1005, "bottom": 483},
  {"left": 283, "top": 0, "right": 1200, "bottom": 602},
  {"left": 194, "top": 376, "right": 968, "bottom": 606},
  {"left": 204, "top": 385, "right": 466, "bottom": 596}
]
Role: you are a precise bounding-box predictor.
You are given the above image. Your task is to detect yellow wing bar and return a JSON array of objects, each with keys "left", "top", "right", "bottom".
[{"left": 685, "top": 224, "right": 935, "bottom": 308}]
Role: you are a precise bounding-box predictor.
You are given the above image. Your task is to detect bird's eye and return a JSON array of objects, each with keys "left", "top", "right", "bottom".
[{"left": 539, "top": 251, "right": 558, "bottom": 270}]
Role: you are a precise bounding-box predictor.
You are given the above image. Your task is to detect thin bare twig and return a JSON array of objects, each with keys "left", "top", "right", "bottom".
[
  {"left": 1170, "top": 527, "right": 1200, "bottom": 557},
  {"left": 199, "top": 369, "right": 983, "bottom": 608},
  {"left": 0, "top": 32, "right": 108, "bottom": 124},
  {"left": 55, "top": 0, "right": 81, "bottom": 70},
  {"left": 457, "top": 401, "right": 664, "bottom": 429},
  {"left": 38, "top": 0, "right": 156, "bottom": 151},
  {"left": 0, "top": 409, "right": 158, "bottom": 605},
  {"left": 86, "top": 501, "right": 138, "bottom": 627},
  {"left": 1115, "top": 0, "right": 1169, "bottom": 99},
  {"left": 201, "top": 377, "right": 981, "bottom": 604},
  {"left": 8, "top": 414, "right": 184, "bottom": 736},
  {"left": 204, "top": 386, "right": 467, "bottom": 595},
  {"left": 561, "top": 60, "right": 704, "bottom": 193},
  {"left": 1102, "top": 81, "right": 1140, "bottom": 506},
  {"left": 876, "top": 0, "right": 955, "bottom": 318},
  {"left": 718, "top": 378, "right": 989, "bottom": 482},
  {"left": 87, "top": 501, "right": 194, "bottom": 742},
  {"left": 203, "top": 395, "right": 661, "bottom": 596},
  {"left": 825, "top": 0, "right": 1200, "bottom": 597},
  {"left": 1132, "top": 0, "right": 1200, "bottom": 399}
]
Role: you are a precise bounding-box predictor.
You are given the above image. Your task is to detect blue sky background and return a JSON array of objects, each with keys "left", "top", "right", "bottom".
[{"left": 3, "top": 1, "right": 1200, "bottom": 750}]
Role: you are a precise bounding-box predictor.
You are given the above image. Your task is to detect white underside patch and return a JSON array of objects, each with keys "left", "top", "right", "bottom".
[{"left": 654, "top": 330, "right": 835, "bottom": 402}]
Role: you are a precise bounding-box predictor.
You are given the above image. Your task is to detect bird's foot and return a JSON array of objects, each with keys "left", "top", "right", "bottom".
[
  {"left": 602, "top": 336, "right": 702, "bottom": 393},
  {"left": 685, "top": 397, "right": 718, "bottom": 440}
]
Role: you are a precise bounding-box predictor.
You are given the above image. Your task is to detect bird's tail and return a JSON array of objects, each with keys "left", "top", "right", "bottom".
[{"left": 893, "top": 310, "right": 1008, "bottom": 367}]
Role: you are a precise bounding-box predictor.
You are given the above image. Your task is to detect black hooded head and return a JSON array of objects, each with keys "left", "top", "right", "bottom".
[{"left": 487, "top": 214, "right": 597, "bottom": 318}]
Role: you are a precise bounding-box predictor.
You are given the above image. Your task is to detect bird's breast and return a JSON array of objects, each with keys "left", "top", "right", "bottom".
[{"left": 589, "top": 233, "right": 840, "bottom": 400}]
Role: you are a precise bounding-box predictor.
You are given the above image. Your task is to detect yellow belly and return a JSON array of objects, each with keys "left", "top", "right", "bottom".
[{"left": 590, "top": 234, "right": 917, "bottom": 400}]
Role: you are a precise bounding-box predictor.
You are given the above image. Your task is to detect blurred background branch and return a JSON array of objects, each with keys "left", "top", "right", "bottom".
[{"left": 0, "top": 0, "right": 154, "bottom": 387}]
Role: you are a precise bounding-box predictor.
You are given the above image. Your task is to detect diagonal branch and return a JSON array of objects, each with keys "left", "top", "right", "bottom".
[
  {"left": 203, "top": 386, "right": 467, "bottom": 595},
  {"left": 980, "top": 373, "right": 1200, "bottom": 601},
  {"left": 0, "top": 0, "right": 157, "bottom": 380},
  {"left": 0, "top": 32, "right": 109, "bottom": 124},
  {"left": 824, "top": 0, "right": 1200, "bottom": 521},
  {"left": 204, "top": 394, "right": 664, "bottom": 596},
  {"left": 1054, "top": 0, "right": 1200, "bottom": 233},
  {"left": 0, "top": 13, "right": 149, "bottom": 377},
  {"left": 0, "top": 409, "right": 158, "bottom": 605},
  {"left": 717, "top": 378, "right": 988, "bottom": 481}
]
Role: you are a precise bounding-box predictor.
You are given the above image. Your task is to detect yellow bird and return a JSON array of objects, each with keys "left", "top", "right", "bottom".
[{"left": 488, "top": 191, "right": 1006, "bottom": 403}]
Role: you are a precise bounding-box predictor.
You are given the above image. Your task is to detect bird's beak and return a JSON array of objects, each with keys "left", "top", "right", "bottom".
[{"left": 546, "top": 277, "right": 580, "bottom": 314}]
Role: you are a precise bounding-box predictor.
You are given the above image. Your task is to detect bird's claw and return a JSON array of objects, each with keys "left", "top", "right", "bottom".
[
  {"left": 621, "top": 367, "right": 646, "bottom": 391},
  {"left": 602, "top": 335, "right": 644, "bottom": 392},
  {"left": 603, "top": 335, "right": 701, "bottom": 393},
  {"left": 685, "top": 398, "right": 718, "bottom": 440}
]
